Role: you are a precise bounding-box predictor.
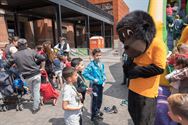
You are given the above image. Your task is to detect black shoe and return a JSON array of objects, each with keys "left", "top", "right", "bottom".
[
  {"left": 92, "top": 117, "right": 100, "bottom": 125},
  {"left": 112, "top": 105, "right": 118, "bottom": 113},
  {"left": 32, "top": 107, "right": 40, "bottom": 114},
  {"left": 95, "top": 115, "right": 103, "bottom": 120},
  {"left": 91, "top": 115, "right": 103, "bottom": 121},
  {"left": 104, "top": 106, "right": 118, "bottom": 114},
  {"left": 98, "top": 111, "right": 103, "bottom": 116},
  {"left": 104, "top": 106, "right": 113, "bottom": 113}
]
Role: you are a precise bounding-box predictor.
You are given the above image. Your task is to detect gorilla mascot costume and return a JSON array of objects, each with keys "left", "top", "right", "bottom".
[{"left": 116, "top": 11, "right": 166, "bottom": 125}]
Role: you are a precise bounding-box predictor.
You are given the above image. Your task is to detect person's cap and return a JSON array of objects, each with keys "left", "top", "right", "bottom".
[{"left": 18, "top": 38, "right": 27, "bottom": 45}]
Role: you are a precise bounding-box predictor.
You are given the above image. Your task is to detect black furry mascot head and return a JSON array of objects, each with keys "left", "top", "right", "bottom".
[{"left": 116, "top": 11, "right": 156, "bottom": 57}]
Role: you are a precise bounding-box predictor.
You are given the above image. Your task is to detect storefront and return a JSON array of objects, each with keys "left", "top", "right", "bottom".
[{"left": 0, "top": 0, "right": 114, "bottom": 48}]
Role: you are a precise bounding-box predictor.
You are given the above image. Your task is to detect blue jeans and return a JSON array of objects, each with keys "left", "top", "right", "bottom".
[
  {"left": 91, "top": 84, "right": 103, "bottom": 119},
  {"left": 25, "top": 74, "right": 41, "bottom": 110}
]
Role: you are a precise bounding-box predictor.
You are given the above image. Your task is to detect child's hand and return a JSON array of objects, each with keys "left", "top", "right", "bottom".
[
  {"left": 86, "top": 88, "right": 92, "bottom": 94},
  {"left": 94, "top": 79, "right": 98, "bottom": 83},
  {"left": 78, "top": 93, "right": 83, "bottom": 99},
  {"left": 102, "top": 83, "right": 106, "bottom": 87},
  {"left": 23, "top": 86, "right": 29, "bottom": 91}
]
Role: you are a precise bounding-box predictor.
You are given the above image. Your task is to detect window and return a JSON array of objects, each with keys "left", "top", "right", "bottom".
[{"left": 95, "top": 2, "right": 113, "bottom": 15}]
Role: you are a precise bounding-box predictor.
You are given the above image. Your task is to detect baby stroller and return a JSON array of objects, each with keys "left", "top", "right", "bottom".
[
  {"left": 0, "top": 70, "right": 28, "bottom": 112},
  {"left": 40, "top": 70, "right": 59, "bottom": 106}
]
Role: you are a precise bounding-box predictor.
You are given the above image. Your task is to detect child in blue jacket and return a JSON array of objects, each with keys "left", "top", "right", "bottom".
[{"left": 82, "top": 48, "right": 106, "bottom": 122}]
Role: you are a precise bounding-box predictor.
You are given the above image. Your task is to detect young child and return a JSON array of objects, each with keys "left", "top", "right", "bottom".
[
  {"left": 82, "top": 48, "right": 106, "bottom": 122},
  {"left": 53, "top": 54, "right": 63, "bottom": 90},
  {"left": 58, "top": 51, "right": 71, "bottom": 68},
  {"left": 166, "top": 55, "right": 188, "bottom": 93},
  {"left": 167, "top": 93, "right": 188, "bottom": 125},
  {"left": 62, "top": 67, "right": 83, "bottom": 125},
  {"left": 36, "top": 45, "right": 45, "bottom": 55},
  {"left": 63, "top": 52, "right": 71, "bottom": 68},
  {"left": 35, "top": 45, "right": 45, "bottom": 69},
  {"left": 168, "top": 44, "right": 188, "bottom": 66},
  {"left": 71, "top": 58, "right": 92, "bottom": 103}
]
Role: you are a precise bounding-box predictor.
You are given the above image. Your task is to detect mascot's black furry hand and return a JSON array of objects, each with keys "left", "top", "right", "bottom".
[
  {"left": 126, "top": 64, "right": 164, "bottom": 79},
  {"left": 123, "top": 62, "right": 137, "bottom": 76}
]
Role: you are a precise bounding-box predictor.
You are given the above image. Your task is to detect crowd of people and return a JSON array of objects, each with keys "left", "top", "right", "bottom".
[
  {"left": 0, "top": 36, "right": 107, "bottom": 125},
  {"left": 1, "top": 2, "right": 188, "bottom": 125},
  {"left": 166, "top": 2, "right": 188, "bottom": 51},
  {"left": 162, "top": 2, "right": 188, "bottom": 125}
]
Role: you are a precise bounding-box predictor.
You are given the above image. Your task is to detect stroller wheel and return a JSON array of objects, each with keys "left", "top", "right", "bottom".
[{"left": 19, "top": 104, "right": 23, "bottom": 111}]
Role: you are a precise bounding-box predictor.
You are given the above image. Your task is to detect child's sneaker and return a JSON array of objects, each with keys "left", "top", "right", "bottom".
[
  {"left": 112, "top": 105, "right": 118, "bottom": 113},
  {"left": 104, "top": 106, "right": 113, "bottom": 113},
  {"left": 120, "top": 99, "right": 128, "bottom": 106},
  {"left": 32, "top": 107, "right": 41, "bottom": 114}
]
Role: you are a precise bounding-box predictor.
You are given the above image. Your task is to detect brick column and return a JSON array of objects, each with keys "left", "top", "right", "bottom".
[{"left": 33, "top": 19, "right": 53, "bottom": 45}]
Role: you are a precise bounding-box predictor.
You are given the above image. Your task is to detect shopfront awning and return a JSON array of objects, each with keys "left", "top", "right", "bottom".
[{"left": 0, "top": 0, "right": 114, "bottom": 25}]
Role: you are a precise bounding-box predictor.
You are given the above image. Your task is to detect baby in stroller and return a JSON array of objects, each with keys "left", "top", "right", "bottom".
[{"left": 0, "top": 66, "right": 28, "bottom": 112}]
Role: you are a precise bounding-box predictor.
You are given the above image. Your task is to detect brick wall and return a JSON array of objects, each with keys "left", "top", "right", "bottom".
[
  {"left": 88, "top": 0, "right": 112, "bottom": 4},
  {"left": 0, "top": 15, "right": 9, "bottom": 48},
  {"left": 33, "top": 19, "right": 53, "bottom": 46},
  {"left": 62, "top": 22, "right": 75, "bottom": 48},
  {"left": 88, "top": 0, "right": 129, "bottom": 47},
  {"left": 117, "top": 0, "right": 129, "bottom": 22},
  {"left": 114, "top": 0, "right": 129, "bottom": 39},
  {"left": 25, "top": 21, "right": 35, "bottom": 48}
]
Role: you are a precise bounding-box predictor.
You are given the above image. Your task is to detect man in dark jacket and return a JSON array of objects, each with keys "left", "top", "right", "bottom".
[{"left": 6, "top": 38, "right": 45, "bottom": 114}]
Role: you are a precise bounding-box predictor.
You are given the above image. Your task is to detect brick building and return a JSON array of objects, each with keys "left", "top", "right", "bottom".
[
  {"left": 0, "top": 0, "right": 128, "bottom": 49},
  {"left": 89, "top": 0, "right": 129, "bottom": 47}
]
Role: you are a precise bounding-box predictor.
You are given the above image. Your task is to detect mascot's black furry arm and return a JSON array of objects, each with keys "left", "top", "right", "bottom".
[
  {"left": 124, "top": 63, "right": 164, "bottom": 79},
  {"left": 117, "top": 11, "right": 165, "bottom": 79}
]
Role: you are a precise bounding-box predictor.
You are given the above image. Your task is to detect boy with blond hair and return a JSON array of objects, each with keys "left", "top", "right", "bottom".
[{"left": 168, "top": 94, "right": 188, "bottom": 125}]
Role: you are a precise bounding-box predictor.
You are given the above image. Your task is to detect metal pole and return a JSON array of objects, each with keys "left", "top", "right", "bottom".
[
  {"left": 85, "top": 15, "right": 90, "bottom": 54},
  {"left": 103, "top": 22, "right": 105, "bottom": 47},
  {"left": 73, "top": 23, "right": 77, "bottom": 48},
  {"left": 52, "top": 19, "right": 57, "bottom": 46},
  {"left": 86, "top": 16, "right": 90, "bottom": 49},
  {"left": 111, "top": 25, "right": 113, "bottom": 48},
  {"left": 14, "top": 12, "right": 20, "bottom": 36},
  {"left": 56, "top": 4, "right": 62, "bottom": 41}
]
